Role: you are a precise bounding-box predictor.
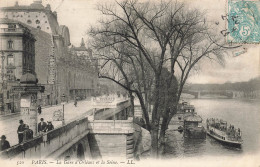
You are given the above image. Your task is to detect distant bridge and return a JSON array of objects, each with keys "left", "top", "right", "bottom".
[{"left": 182, "top": 90, "right": 234, "bottom": 99}]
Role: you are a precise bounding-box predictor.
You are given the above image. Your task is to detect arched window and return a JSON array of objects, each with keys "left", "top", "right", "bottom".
[
  {"left": 7, "top": 40, "right": 13, "bottom": 49},
  {"left": 7, "top": 55, "right": 14, "bottom": 65}
]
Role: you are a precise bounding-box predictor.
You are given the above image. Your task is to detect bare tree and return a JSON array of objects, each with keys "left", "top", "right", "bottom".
[{"left": 89, "top": 0, "right": 239, "bottom": 157}]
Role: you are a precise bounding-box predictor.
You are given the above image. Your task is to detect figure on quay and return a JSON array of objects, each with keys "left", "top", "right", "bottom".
[
  {"left": 24, "top": 125, "right": 33, "bottom": 141},
  {"left": 38, "top": 118, "right": 47, "bottom": 133},
  {"left": 74, "top": 98, "right": 77, "bottom": 107},
  {"left": 0, "top": 135, "right": 10, "bottom": 151},
  {"left": 17, "top": 120, "right": 26, "bottom": 143},
  {"left": 46, "top": 121, "right": 54, "bottom": 132},
  {"left": 37, "top": 105, "right": 42, "bottom": 115}
]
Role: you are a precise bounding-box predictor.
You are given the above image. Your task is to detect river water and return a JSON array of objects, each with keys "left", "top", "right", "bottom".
[{"left": 164, "top": 98, "right": 260, "bottom": 158}]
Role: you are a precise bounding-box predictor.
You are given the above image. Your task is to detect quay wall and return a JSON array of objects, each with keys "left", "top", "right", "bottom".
[
  {"left": 0, "top": 99, "right": 139, "bottom": 160},
  {"left": 87, "top": 118, "right": 135, "bottom": 159},
  {"left": 0, "top": 117, "right": 90, "bottom": 159}
]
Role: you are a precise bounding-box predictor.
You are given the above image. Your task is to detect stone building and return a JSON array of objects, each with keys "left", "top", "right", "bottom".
[
  {"left": 0, "top": 0, "right": 98, "bottom": 106},
  {"left": 0, "top": 18, "right": 36, "bottom": 114},
  {"left": 69, "top": 38, "right": 98, "bottom": 100}
]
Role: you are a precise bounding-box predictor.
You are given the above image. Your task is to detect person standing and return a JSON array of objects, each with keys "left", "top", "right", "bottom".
[
  {"left": 46, "top": 121, "right": 54, "bottom": 132},
  {"left": 38, "top": 118, "right": 47, "bottom": 134},
  {"left": 17, "top": 120, "right": 26, "bottom": 143},
  {"left": 0, "top": 135, "right": 10, "bottom": 151},
  {"left": 24, "top": 125, "right": 33, "bottom": 141},
  {"left": 37, "top": 105, "right": 42, "bottom": 115},
  {"left": 74, "top": 98, "right": 77, "bottom": 107}
]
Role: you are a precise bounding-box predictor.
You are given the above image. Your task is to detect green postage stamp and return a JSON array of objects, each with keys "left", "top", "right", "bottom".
[{"left": 227, "top": 0, "right": 260, "bottom": 44}]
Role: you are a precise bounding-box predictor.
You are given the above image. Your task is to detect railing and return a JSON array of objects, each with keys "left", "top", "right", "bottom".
[
  {"left": 88, "top": 118, "right": 134, "bottom": 134},
  {"left": 0, "top": 117, "right": 89, "bottom": 159}
]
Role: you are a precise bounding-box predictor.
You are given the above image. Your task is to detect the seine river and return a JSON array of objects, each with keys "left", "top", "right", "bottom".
[{"left": 164, "top": 98, "right": 260, "bottom": 158}]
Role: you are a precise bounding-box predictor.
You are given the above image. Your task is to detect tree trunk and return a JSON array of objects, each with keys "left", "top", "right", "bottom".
[
  {"left": 136, "top": 92, "right": 151, "bottom": 130},
  {"left": 129, "top": 92, "right": 135, "bottom": 117},
  {"left": 150, "top": 126, "right": 159, "bottom": 158},
  {"left": 159, "top": 117, "right": 167, "bottom": 144}
]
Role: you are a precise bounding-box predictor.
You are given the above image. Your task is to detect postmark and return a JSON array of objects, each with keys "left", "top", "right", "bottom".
[{"left": 227, "top": 0, "right": 260, "bottom": 44}]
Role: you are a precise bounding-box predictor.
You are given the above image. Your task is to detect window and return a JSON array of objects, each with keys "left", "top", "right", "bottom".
[
  {"left": 8, "top": 40, "right": 13, "bottom": 49},
  {"left": 7, "top": 91, "right": 10, "bottom": 99},
  {"left": 36, "top": 20, "right": 40, "bottom": 24},
  {"left": 27, "top": 20, "right": 32, "bottom": 24},
  {"left": 8, "top": 24, "right": 16, "bottom": 31},
  {"left": 7, "top": 55, "right": 14, "bottom": 65},
  {"left": 37, "top": 26, "right": 41, "bottom": 29}
]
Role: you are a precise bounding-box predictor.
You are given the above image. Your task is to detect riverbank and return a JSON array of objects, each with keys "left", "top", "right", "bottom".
[{"left": 133, "top": 124, "right": 151, "bottom": 159}]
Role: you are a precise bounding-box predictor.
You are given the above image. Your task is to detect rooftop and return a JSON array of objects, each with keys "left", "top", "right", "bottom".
[
  {"left": 0, "top": 1, "right": 46, "bottom": 11},
  {"left": 20, "top": 72, "right": 38, "bottom": 85},
  {"left": 184, "top": 115, "right": 202, "bottom": 122}
]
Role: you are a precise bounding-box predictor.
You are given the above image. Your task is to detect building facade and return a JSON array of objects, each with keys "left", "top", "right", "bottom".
[
  {"left": 0, "top": 18, "right": 36, "bottom": 114},
  {"left": 0, "top": 0, "right": 98, "bottom": 107},
  {"left": 69, "top": 38, "right": 98, "bottom": 100}
]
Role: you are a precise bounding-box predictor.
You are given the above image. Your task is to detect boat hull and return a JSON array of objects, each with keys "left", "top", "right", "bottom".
[{"left": 207, "top": 131, "right": 242, "bottom": 148}]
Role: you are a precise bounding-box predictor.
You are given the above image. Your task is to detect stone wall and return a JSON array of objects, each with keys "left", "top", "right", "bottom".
[
  {"left": 94, "top": 100, "right": 131, "bottom": 120},
  {"left": 87, "top": 119, "right": 135, "bottom": 159},
  {"left": 88, "top": 134, "right": 127, "bottom": 159},
  {"left": 0, "top": 117, "right": 90, "bottom": 160}
]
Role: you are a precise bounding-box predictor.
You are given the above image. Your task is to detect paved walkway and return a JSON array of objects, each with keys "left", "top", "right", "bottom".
[{"left": 0, "top": 99, "right": 94, "bottom": 146}]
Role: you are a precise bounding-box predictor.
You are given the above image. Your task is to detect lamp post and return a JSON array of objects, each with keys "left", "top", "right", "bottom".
[
  {"left": 61, "top": 93, "right": 66, "bottom": 125},
  {"left": 1, "top": 52, "right": 5, "bottom": 114},
  {"left": 1, "top": 51, "right": 5, "bottom": 82}
]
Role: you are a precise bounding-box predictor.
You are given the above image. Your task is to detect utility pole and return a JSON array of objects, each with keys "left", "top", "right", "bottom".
[{"left": 1, "top": 51, "right": 5, "bottom": 114}]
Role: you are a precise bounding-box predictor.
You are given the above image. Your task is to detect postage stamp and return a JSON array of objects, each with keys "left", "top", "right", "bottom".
[{"left": 227, "top": 0, "right": 260, "bottom": 44}]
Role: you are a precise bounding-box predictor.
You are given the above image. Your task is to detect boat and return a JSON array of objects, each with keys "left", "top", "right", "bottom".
[
  {"left": 184, "top": 114, "right": 206, "bottom": 139},
  {"left": 206, "top": 118, "right": 243, "bottom": 147},
  {"left": 170, "top": 101, "right": 196, "bottom": 128}
]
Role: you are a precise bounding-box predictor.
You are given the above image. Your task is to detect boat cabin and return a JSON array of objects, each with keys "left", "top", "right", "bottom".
[{"left": 183, "top": 115, "right": 206, "bottom": 139}]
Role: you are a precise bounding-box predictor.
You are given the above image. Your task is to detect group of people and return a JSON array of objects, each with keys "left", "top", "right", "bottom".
[
  {"left": 1, "top": 118, "right": 55, "bottom": 151},
  {"left": 1, "top": 99, "right": 81, "bottom": 151},
  {"left": 38, "top": 118, "right": 54, "bottom": 134},
  {"left": 17, "top": 120, "right": 34, "bottom": 143},
  {"left": 17, "top": 118, "right": 54, "bottom": 144},
  {"left": 207, "top": 118, "right": 242, "bottom": 139}
]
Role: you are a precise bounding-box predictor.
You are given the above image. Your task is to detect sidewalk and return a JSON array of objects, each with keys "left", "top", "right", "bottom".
[
  {"left": 0, "top": 112, "right": 21, "bottom": 121},
  {"left": 0, "top": 99, "right": 93, "bottom": 146},
  {"left": 0, "top": 99, "right": 88, "bottom": 120}
]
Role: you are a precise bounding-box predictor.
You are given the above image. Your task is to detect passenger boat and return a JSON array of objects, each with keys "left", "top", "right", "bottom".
[{"left": 206, "top": 118, "right": 243, "bottom": 147}]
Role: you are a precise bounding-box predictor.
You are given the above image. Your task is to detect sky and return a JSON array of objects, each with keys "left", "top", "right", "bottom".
[{"left": 0, "top": 0, "right": 259, "bottom": 84}]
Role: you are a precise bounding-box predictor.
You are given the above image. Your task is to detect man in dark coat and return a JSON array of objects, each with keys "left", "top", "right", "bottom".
[
  {"left": 17, "top": 120, "right": 26, "bottom": 143},
  {"left": 37, "top": 105, "right": 42, "bottom": 115},
  {"left": 38, "top": 118, "right": 47, "bottom": 133},
  {"left": 24, "top": 125, "right": 33, "bottom": 141},
  {"left": 46, "top": 121, "right": 54, "bottom": 132},
  {"left": 0, "top": 135, "right": 10, "bottom": 151}
]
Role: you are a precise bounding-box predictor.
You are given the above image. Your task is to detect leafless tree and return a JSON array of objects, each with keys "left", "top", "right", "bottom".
[{"left": 89, "top": 0, "right": 239, "bottom": 157}]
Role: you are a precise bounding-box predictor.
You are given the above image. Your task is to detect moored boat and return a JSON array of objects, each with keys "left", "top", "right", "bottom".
[
  {"left": 206, "top": 118, "right": 243, "bottom": 147},
  {"left": 184, "top": 114, "right": 206, "bottom": 139}
]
